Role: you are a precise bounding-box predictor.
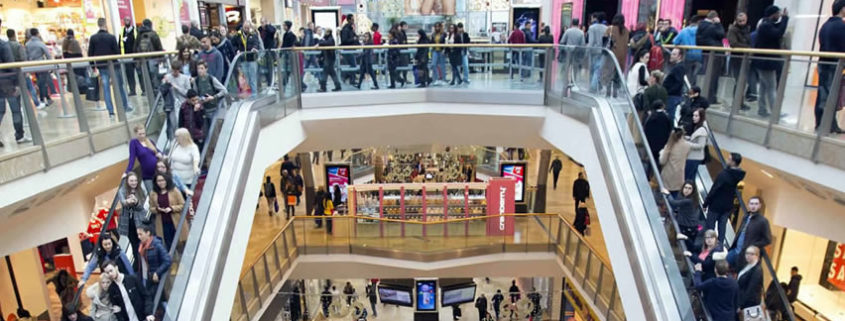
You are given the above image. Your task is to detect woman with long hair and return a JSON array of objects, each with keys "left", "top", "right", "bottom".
[
  {"left": 60, "top": 305, "right": 94, "bottom": 321},
  {"left": 169, "top": 128, "right": 201, "bottom": 188},
  {"left": 47, "top": 270, "right": 78, "bottom": 307},
  {"left": 118, "top": 172, "right": 147, "bottom": 265},
  {"left": 356, "top": 32, "right": 379, "bottom": 89},
  {"left": 79, "top": 234, "right": 134, "bottom": 286},
  {"left": 603, "top": 14, "right": 630, "bottom": 97},
  {"left": 685, "top": 229, "right": 726, "bottom": 281},
  {"left": 415, "top": 29, "right": 431, "bottom": 87},
  {"left": 659, "top": 127, "right": 691, "bottom": 194},
  {"left": 149, "top": 173, "right": 185, "bottom": 249},
  {"left": 446, "top": 24, "right": 464, "bottom": 85},
  {"left": 684, "top": 108, "right": 708, "bottom": 181},
  {"left": 86, "top": 276, "right": 118, "bottom": 321},
  {"left": 627, "top": 49, "right": 650, "bottom": 95},
  {"left": 125, "top": 125, "right": 162, "bottom": 192},
  {"left": 177, "top": 46, "right": 197, "bottom": 77},
  {"left": 662, "top": 180, "right": 700, "bottom": 249}
]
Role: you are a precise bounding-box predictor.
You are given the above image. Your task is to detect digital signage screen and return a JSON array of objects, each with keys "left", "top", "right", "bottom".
[
  {"left": 500, "top": 163, "right": 526, "bottom": 202},
  {"left": 441, "top": 283, "right": 476, "bottom": 306},
  {"left": 378, "top": 285, "right": 413, "bottom": 307},
  {"left": 415, "top": 280, "right": 437, "bottom": 311},
  {"left": 325, "top": 164, "right": 351, "bottom": 204}
]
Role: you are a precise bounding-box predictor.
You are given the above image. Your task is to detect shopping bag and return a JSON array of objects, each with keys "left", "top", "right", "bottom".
[
  {"left": 287, "top": 195, "right": 297, "bottom": 206},
  {"left": 86, "top": 72, "right": 100, "bottom": 102},
  {"left": 742, "top": 305, "right": 765, "bottom": 321},
  {"left": 274, "top": 199, "right": 280, "bottom": 213}
]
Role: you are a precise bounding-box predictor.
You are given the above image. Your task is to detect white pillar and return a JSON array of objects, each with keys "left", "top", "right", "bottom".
[{"left": 66, "top": 234, "right": 86, "bottom": 275}]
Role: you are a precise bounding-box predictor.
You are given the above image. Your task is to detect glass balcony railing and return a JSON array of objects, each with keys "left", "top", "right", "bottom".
[{"left": 231, "top": 214, "right": 624, "bottom": 321}]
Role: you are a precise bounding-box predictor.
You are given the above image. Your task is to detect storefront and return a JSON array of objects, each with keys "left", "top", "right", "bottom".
[
  {"left": 0, "top": 0, "right": 108, "bottom": 55},
  {"left": 776, "top": 229, "right": 845, "bottom": 321}
]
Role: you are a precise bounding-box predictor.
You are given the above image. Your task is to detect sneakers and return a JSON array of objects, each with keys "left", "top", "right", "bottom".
[
  {"left": 16, "top": 137, "right": 31, "bottom": 144},
  {"left": 36, "top": 102, "right": 47, "bottom": 110}
]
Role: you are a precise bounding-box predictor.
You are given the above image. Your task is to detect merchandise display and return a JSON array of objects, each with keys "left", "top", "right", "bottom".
[
  {"left": 348, "top": 182, "right": 489, "bottom": 222},
  {"left": 383, "top": 152, "right": 474, "bottom": 183}
]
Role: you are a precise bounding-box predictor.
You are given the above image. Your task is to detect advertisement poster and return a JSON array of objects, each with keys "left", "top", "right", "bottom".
[
  {"left": 512, "top": 7, "right": 540, "bottom": 38},
  {"left": 486, "top": 178, "right": 516, "bottom": 236},
  {"left": 325, "top": 164, "right": 351, "bottom": 205},
  {"left": 821, "top": 241, "right": 845, "bottom": 291},
  {"left": 500, "top": 163, "right": 526, "bottom": 202},
  {"left": 415, "top": 280, "right": 437, "bottom": 311},
  {"left": 405, "top": 0, "right": 457, "bottom": 16},
  {"left": 116, "top": 0, "right": 134, "bottom": 23}
]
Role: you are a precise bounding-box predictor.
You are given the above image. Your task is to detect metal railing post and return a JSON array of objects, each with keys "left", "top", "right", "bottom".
[
  {"left": 139, "top": 57, "right": 157, "bottom": 109},
  {"left": 65, "top": 63, "right": 95, "bottom": 153},
  {"left": 54, "top": 66, "right": 74, "bottom": 118},
  {"left": 17, "top": 70, "right": 50, "bottom": 169},
  {"left": 700, "top": 51, "right": 717, "bottom": 104},
  {"left": 765, "top": 56, "right": 791, "bottom": 147},
  {"left": 275, "top": 51, "right": 284, "bottom": 103},
  {"left": 726, "top": 53, "right": 750, "bottom": 135},
  {"left": 543, "top": 47, "right": 554, "bottom": 101},
  {"left": 106, "top": 61, "right": 129, "bottom": 123},
  {"left": 812, "top": 58, "right": 845, "bottom": 161},
  {"left": 292, "top": 50, "right": 303, "bottom": 100}
]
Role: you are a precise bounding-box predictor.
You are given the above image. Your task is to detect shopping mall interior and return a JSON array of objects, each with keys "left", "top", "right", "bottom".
[{"left": 2, "top": 0, "right": 845, "bottom": 319}]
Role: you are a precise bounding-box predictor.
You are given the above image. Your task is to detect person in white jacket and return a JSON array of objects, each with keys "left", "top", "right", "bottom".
[
  {"left": 685, "top": 108, "right": 709, "bottom": 181},
  {"left": 87, "top": 276, "right": 120, "bottom": 321},
  {"left": 627, "top": 50, "right": 650, "bottom": 96},
  {"left": 169, "top": 128, "right": 200, "bottom": 188}
]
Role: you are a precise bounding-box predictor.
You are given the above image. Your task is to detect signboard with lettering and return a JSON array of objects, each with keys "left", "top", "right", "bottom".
[
  {"left": 500, "top": 162, "right": 526, "bottom": 203},
  {"left": 486, "top": 178, "right": 515, "bottom": 236},
  {"left": 821, "top": 242, "right": 845, "bottom": 291}
]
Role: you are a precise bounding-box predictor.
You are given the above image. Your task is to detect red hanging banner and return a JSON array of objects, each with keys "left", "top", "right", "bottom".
[
  {"left": 827, "top": 243, "right": 845, "bottom": 291},
  {"left": 486, "top": 178, "right": 515, "bottom": 236}
]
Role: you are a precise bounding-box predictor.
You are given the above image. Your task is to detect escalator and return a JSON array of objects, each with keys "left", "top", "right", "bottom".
[{"left": 547, "top": 45, "right": 797, "bottom": 321}]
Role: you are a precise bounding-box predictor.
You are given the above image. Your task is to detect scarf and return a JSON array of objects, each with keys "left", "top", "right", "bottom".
[
  {"left": 116, "top": 275, "right": 140, "bottom": 321},
  {"left": 138, "top": 237, "right": 153, "bottom": 280}
]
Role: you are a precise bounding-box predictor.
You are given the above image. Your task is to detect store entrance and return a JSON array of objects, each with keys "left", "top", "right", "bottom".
[{"left": 583, "top": 0, "right": 620, "bottom": 23}]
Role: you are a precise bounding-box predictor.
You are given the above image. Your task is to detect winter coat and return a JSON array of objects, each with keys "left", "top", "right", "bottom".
[
  {"left": 118, "top": 185, "right": 148, "bottom": 237},
  {"left": 695, "top": 20, "right": 725, "bottom": 47},
  {"left": 659, "top": 140, "right": 691, "bottom": 191},
  {"left": 140, "top": 236, "right": 172, "bottom": 283},
  {"left": 752, "top": 17, "right": 789, "bottom": 71},
  {"left": 703, "top": 167, "right": 746, "bottom": 213},
  {"left": 87, "top": 284, "right": 118, "bottom": 321}
]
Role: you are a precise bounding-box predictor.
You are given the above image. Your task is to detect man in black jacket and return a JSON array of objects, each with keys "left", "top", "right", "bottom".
[
  {"left": 0, "top": 18, "right": 23, "bottom": 148},
  {"left": 549, "top": 156, "right": 563, "bottom": 189},
  {"left": 474, "top": 294, "right": 488, "bottom": 321},
  {"left": 318, "top": 29, "right": 341, "bottom": 92},
  {"left": 644, "top": 100, "right": 672, "bottom": 168},
  {"left": 136, "top": 19, "right": 164, "bottom": 89},
  {"left": 729, "top": 196, "right": 771, "bottom": 269},
  {"left": 280, "top": 21, "right": 298, "bottom": 87},
  {"left": 339, "top": 14, "right": 359, "bottom": 85},
  {"left": 703, "top": 153, "right": 745, "bottom": 244},
  {"left": 104, "top": 260, "right": 155, "bottom": 321},
  {"left": 89, "top": 18, "right": 131, "bottom": 117},
  {"left": 121, "top": 17, "right": 140, "bottom": 96},
  {"left": 753, "top": 6, "right": 789, "bottom": 118},
  {"left": 696, "top": 11, "right": 725, "bottom": 104},
  {"left": 664, "top": 48, "right": 686, "bottom": 121},
  {"left": 815, "top": 0, "right": 845, "bottom": 134},
  {"left": 736, "top": 245, "right": 764, "bottom": 310},
  {"left": 572, "top": 172, "right": 590, "bottom": 210}
]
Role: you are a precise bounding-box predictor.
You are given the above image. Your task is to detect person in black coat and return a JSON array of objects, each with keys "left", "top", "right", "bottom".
[
  {"left": 644, "top": 100, "right": 672, "bottom": 168},
  {"left": 662, "top": 181, "right": 701, "bottom": 249},
  {"left": 814, "top": 0, "right": 845, "bottom": 134},
  {"left": 387, "top": 29, "right": 405, "bottom": 89},
  {"left": 573, "top": 205, "right": 589, "bottom": 235},
  {"left": 572, "top": 172, "right": 590, "bottom": 210},
  {"left": 280, "top": 21, "right": 298, "bottom": 87},
  {"left": 120, "top": 17, "right": 140, "bottom": 96},
  {"left": 549, "top": 156, "right": 563, "bottom": 189},
  {"left": 678, "top": 86, "right": 710, "bottom": 134},
  {"left": 753, "top": 6, "right": 789, "bottom": 117},
  {"left": 765, "top": 281, "right": 790, "bottom": 320},
  {"left": 703, "top": 152, "right": 745, "bottom": 244},
  {"left": 729, "top": 196, "right": 771, "bottom": 269},
  {"left": 736, "top": 245, "right": 764, "bottom": 310},
  {"left": 685, "top": 229, "right": 726, "bottom": 281},
  {"left": 415, "top": 29, "right": 431, "bottom": 88},
  {"left": 663, "top": 48, "right": 686, "bottom": 121},
  {"left": 787, "top": 266, "right": 802, "bottom": 303},
  {"left": 474, "top": 294, "right": 488, "bottom": 321},
  {"left": 693, "top": 260, "right": 738, "bottom": 321},
  {"left": 339, "top": 14, "right": 359, "bottom": 85},
  {"left": 61, "top": 305, "right": 94, "bottom": 321},
  {"left": 695, "top": 11, "right": 726, "bottom": 104},
  {"left": 89, "top": 18, "right": 130, "bottom": 117},
  {"left": 103, "top": 259, "right": 154, "bottom": 321},
  {"left": 264, "top": 176, "right": 277, "bottom": 216},
  {"left": 313, "top": 187, "right": 326, "bottom": 228},
  {"left": 317, "top": 29, "right": 341, "bottom": 92}
]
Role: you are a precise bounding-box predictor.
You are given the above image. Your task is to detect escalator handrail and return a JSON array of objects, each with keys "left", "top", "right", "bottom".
[{"left": 704, "top": 129, "right": 796, "bottom": 321}]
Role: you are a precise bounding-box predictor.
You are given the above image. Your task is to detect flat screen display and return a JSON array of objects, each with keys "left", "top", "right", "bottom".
[
  {"left": 325, "top": 164, "right": 351, "bottom": 205},
  {"left": 500, "top": 163, "right": 526, "bottom": 202},
  {"left": 416, "top": 280, "right": 437, "bottom": 311},
  {"left": 442, "top": 284, "right": 477, "bottom": 306},
  {"left": 378, "top": 285, "right": 413, "bottom": 307}
]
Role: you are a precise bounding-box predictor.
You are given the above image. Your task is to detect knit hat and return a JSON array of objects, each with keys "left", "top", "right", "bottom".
[{"left": 764, "top": 5, "right": 781, "bottom": 17}]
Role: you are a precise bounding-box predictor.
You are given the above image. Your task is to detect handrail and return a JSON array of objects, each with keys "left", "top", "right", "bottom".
[
  {"left": 705, "top": 128, "right": 797, "bottom": 321},
  {"left": 666, "top": 44, "right": 845, "bottom": 59},
  {"left": 292, "top": 43, "right": 553, "bottom": 50},
  {"left": 0, "top": 51, "right": 178, "bottom": 69}
]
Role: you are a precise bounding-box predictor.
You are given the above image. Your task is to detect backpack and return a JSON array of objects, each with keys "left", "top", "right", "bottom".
[
  {"left": 137, "top": 32, "right": 154, "bottom": 53},
  {"left": 647, "top": 35, "right": 665, "bottom": 70}
]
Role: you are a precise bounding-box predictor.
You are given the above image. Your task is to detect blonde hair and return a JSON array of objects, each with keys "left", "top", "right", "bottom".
[
  {"left": 175, "top": 128, "right": 195, "bottom": 147},
  {"left": 134, "top": 124, "right": 157, "bottom": 154}
]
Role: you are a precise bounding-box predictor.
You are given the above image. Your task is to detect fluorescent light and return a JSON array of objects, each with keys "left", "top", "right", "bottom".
[{"left": 760, "top": 169, "right": 774, "bottom": 179}]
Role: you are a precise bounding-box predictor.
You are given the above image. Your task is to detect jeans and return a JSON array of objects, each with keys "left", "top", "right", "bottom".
[
  {"left": 521, "top": 50, "right": 533, "bottom": 78},
  {"left": 124, "top": 61, "right": 138, "bottom": 94},
  {"left": 590, "top": 55, "right": 604, "bottom": 93},
  {"left": 320, "top": 62, "right": 341, "bottom": 90},
  {"left": 305, "top": 55, "right": 322, "bottom": 80},
  {"left": 431, "top": 51, "right": 446, "bottom": 81},
  {"left": 705, "top": 210, "right": 730, "bottom": 245},
  {"left": 242, "top": 61, "right": 259, "bottom": 97},
  {"left": 26, "top": 78, "right": 40, "bottom": 106},
  {"left": 461, "top": 53, "right": 470, "bottom": 81},
  {"left": 370, "top": 300, "right": 377, "bottom": 316},
  {"left": 165, "top": 108, "right": 178, "bottom": 140},
  {"left": 757, "top": 69, "right": 777, "bottom": 115},
  {"left": 0, "top": 95, "right": 25, "bottom": 140},
  {"left": 667, "top": 95, "right": 683, "bottom": 122},
  {"left": 510, "top": 50, "right": 521, "bottom": 78},
  {"left": 35, "top": 71, "right": 57, "bottom": 101},
  {"left": 341, "top": 53, "right": 357, "bottom": 83},
  {"left": 100, "top": 68, "right": 130, "bottom": 115},
  {"left": 161, "top": 216, "right": 176, "bottom": 250},
  {"left": 449, "top": 56, "right": 462, "bottom": 84},
  {"left": 815, "top": 63, "right": 841, "bottom": 131},
  {"left": 684, "top": 159, "right": 702, "bottom": 182}
]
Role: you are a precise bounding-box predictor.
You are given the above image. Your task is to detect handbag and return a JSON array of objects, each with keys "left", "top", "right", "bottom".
[
  {"left": 741, "top": 305, "right": 765, "bottom": 321},
  {"left": 633, "top": 92, "right": 646, "bottom": 111},
  {"left": 274, "top": 199, "right": 280, "bottom": 213}
]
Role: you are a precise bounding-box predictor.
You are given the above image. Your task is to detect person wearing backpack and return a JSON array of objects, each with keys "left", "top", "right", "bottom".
[
  {"left": 135, "top": 19, "right": 164, "bottom": 89},
  {"left": 191, "top": 60, "right": 227, "bottom": 144},
  {"left": 0, "top": 18, "right": 24, "bottom": 148}
]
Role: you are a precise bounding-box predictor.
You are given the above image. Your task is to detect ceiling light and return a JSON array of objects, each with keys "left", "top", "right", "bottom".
[{"left": 760, "top": 169, "right": 774, "bottom": 179}]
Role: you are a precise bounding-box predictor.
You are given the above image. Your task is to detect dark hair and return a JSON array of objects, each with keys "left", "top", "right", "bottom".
[
  {"left": 137, "top": 224, "right": 154, "bottom": 234},
  {"left": 101, "top": 259, "right": 119, "bottom": 269},
  {"left": 97, "top": 18, "right": 107, "bottom": 28},
  {"left": 634, "top": 49, "right": 649, "bottom": 65},
  {"left": 730, "top": 152, "right": 742, "bottom": 165},
  {"left": 6, "top": 29, "right": 15, "bottom": 39},
  {"left": 170, "top": 59, "right": 183, "bottom": 71},
  {"left": 542, "top": 26, "right": 550, "bottom": 34},
  {"left": 689, "top": 15, "right": 703, "bottom": 24},
  {"left": 143, "top": 19, "right": 153, "bottom": 27},
  {"left": 153, "top": 173, "right": 175, "bottom": 192},
  {"left": 611, "top": 14, "right": 626, "bottom": 31},
  {"left": 572, "top": 18, "right": 580, "bottom": 27},
  {"left": 372, "top": 23, "right": 379, "bottom": 30},
  {"left": 791, "top": 266, "right": 799, "bottom": 272},
  {"left": 66, "top": 29, "right": 74, "bottom": 37},
  {"left": 182, "top": 24, "right": 190, "bottom": 34},
  {"left": 692, "top": 107, "right": 707, "bottom": 130},
  {"left": 690, "top": 85, "right": 702, "bottom": 94},
  {"left": 399, "top": 21, "right": 408, "bottom": 27},
  {"left": 187, "top": 89, "right": 199, "bottom": 98},
  {"left": 681, "top": 180, "right": 697, "bottom": 200},
  {"left": 715, "top": 260, "right": 730, "bottom": 276},
  {"left": 62, "top": 304, "right": 82, "bottom": 320},
  {"left": 346, "top": 14, "right": 354, "bottom": 21},
  {"left": 834, "top": 0, "right": 845, "bottom": 15},
  {"left": 457, "top": 22, "right": 464, "bottom": 29},
  {"left": 156, "top": 159, "right": 171, "bottom": 173},
  {"left": 417, "top": 29, "right": 429, "bottom": 43},
  {"left": 284, "top": 20, "right": 293, "bottom": 28},
  {"left": 30, "top": 28, "right": 40, "bottom": 37},
  {"left": 652, "top": 99, "right": 665, "bottom": 110}
]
